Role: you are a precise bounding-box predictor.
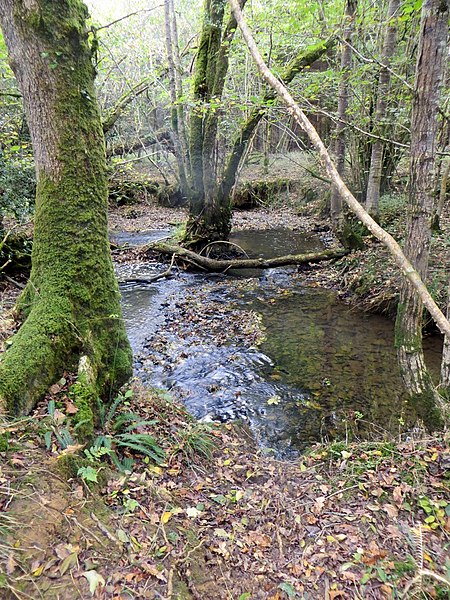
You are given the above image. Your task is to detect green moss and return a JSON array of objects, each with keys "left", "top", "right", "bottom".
[
  {"left": 0, "top": 0, "right": 132, "bottom": 417},
  {"left": 0, "top": 433, "right": 10, "bottom": 453},
  {"left": 394, "top": 302, "right": 422, "bottom": 351},
  {"left": 0, "top": 297, "right": 77, "bottom": 415},
  {"left": 57, "top": 453, "right": 86, "bottom": 480},
  {"left": 69, "top": 378, "right": 96, "bottom": 442},
  {"left": 408, "top": 389, "right": 443, "bottom": 431}
]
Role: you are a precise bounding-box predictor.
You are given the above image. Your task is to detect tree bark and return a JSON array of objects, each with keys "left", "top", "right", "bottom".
[
  {"left": 0, "top": 0, "right": 132, "bottom": 415},
  {"left": 164, "top": 0, "right": 188, "bottom": 193},
  {"left": 365, "top": 0, "right": 400, "bottom": 219},
  {"left": 330, "top": 0, "right": 356, "bottom": 229},
  {"left": 228, "top": 0, "right": 450, "bottom": 344},
  {"left": 395, "top": 0, "right": 449, "bottom": 404}
]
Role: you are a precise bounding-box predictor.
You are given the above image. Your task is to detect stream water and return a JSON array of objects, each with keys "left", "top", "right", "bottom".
[{"left": 113, "top": 228, "right": 442, "bottom": 456}]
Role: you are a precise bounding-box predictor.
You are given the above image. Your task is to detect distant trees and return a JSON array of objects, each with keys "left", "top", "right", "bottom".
[
  {"left": 0, "top": 0, "right": 132, "bottom": 415},
  {"left": 365, "top": 0, "right": 401, "bottom": 220}
]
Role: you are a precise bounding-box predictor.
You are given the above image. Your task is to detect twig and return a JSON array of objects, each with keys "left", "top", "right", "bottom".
[
  {"left": 166, "top": 567, "right": 174, "bottom": 600},
  {"left": 198, "top": 240, "right": 250, "bottom": 258},
  {"left": 92, "top": 6, "right": 164, "bottom": 33},
  {"left": 70, "top": 516, "right": 106, "bottom": 548},
  {"left": 3, "top": 275, "right": 25, "bottom": 289},
  {"left": 120, "top": 253, "right": 176, "bottom": 285},
  {"left": 90, "top": 511, "right": 120, "bottom": 544}
]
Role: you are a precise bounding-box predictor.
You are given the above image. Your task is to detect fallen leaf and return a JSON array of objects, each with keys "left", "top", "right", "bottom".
[
  {"left": 161, "top": 511, "right": 172, "bottom": 524},
  {"left": 141, "top": 562, "right": 167, "bottom": 582},
  {"left": 64, "top": 400, "right": 78, "bottom": 415},
  {"left": 6, "top": 554, "right": 17, "bottom": 575},
  {"left": 383, "top": 504, "right": 399, "bottom": 519},
  {"left": 52, "top": 408, "right": 66, "bottom": 426},
  {"left": 82, "top": 570, "right": 105, "bottom": 596},
  {"left": 214, "top": 528, "right": 230, "bottom": 538},
  {"left": 59, "top": 552, "right": 78, "bottom": 576}
]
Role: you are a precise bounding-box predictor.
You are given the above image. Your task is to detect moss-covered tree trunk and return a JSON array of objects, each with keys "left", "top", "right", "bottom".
[
  {"left": 184, "top": 0, "right": 240, "bottom": 246},
  {"left": 394, "top": 0, "right": 448, "bottom": 409},
  {"left": 0, "top": 0, "right": 132, "bottom": 415},
  {"left": 183, "top": 7, "right": 333, "bottom": 247}
]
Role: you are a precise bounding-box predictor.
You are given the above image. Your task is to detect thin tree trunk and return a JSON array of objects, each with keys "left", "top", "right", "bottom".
[
  {"left": 395, "top": 0, "right": 449, "bottom": 404},
  {"left": 365, "top": 0, "right": 400, "bottom": 219},
  {"left": 441, "top": 283, "right": 450, "bottom": 388},
  {"left": 164, "top": 0, "right": 188, "bottom": 193},
  {"left": 169, "top": 0, "right": 190, "bottom": 175},
  {"left": 0, "top": 0, "right": 132, "bottom": 415},
  {"left": 330, "top": 0, "right": 356, "bottom": 229},
  {"left": 229, "top": 0, "right": 450, "bottom": 343},
  {"left": 433, "top": 136, "right": 449, "bottom": 230}
]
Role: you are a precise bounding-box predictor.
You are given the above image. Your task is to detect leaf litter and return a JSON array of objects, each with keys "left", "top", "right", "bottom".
[{"left": 1, "top": 383, "right": 449, "bottom": 599}]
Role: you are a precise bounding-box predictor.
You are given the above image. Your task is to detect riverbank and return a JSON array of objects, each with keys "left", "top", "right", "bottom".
[{"left": 1, "top": 383, "right": 449, "bottom": 599}]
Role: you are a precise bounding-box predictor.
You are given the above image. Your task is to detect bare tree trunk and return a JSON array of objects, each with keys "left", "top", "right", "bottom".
[
  {"left": 433, "top": 137, "right": 449, "bottom": 230},
  {"left": 229, "top": 0, "right": 450, "bottom": 345},
  {"left": 169, "top": 0, "right": 189, "bottom": 174},
  {"left": 0, "top": 0, "right": 132, "bottom": 416},
  {"left": 395, "top": 0, "right": 449, "bottom": 405},
  {"left": 330, "top": 0, "right": 356, "bottom": 229},
  {"left": 164, "top": 0, "right": 188, "bottom": 194},
  {"left": 365, "top": 0, "right": 401, "bottom": 219}
]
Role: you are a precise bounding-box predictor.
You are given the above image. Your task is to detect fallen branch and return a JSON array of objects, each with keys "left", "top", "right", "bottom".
[
  {"left": 2, "top": 274, "right": 25, "bottom": 289},
  {"left": 229, "top": 0, "right": 450, "bottom": 340},
  {"left": 145, "top": 242, "right": 346, "bottom": 272},
  {"left": 120, "top": 253, "right": 176, "bottom": 284}
]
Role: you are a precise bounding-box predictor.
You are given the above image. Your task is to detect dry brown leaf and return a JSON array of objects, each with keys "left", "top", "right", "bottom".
[{"left": 383, "top": 504, "right": 398, "bottom": 519}]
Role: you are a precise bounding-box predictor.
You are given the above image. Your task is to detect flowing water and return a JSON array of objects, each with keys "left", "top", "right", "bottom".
[{"left": 113, "top": 229, "right": 442, "bottom": 456}]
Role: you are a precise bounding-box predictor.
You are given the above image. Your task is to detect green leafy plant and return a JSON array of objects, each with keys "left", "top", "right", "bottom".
[
  {"left": 169, "top": 421, "right": 215, "bottom": 462},
  {"left": 84, "top": 390, "right": 166, "bottom": 474}
]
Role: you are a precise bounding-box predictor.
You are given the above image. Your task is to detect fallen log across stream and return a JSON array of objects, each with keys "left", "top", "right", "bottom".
[{"left": 135, "top": 241, "right": 347, "bottom": 274}]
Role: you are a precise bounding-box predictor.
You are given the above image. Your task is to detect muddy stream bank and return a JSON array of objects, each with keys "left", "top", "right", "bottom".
[{"left": 113, "top": 228, "right": 442, "bottom": 457}]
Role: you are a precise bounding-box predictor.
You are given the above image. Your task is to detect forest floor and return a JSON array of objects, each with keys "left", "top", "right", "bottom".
[{"left": 1, "top": 185, "right": 450, "bottom": 599}]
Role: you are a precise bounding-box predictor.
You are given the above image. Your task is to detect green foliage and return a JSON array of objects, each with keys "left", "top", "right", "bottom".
[
  {"left": 85, "top": 389, "right": 166, "bottom": 474},
  {"left": 77, "top": 465, "right": 99, "bottom": 483},
  {"left": 379, "top": 193, "right": 407, "bottom": 230},
  {"left": 169, "top": 421, "right": 215, "bottom": 462},
  {"left": 0, "top": 154, "right": 35, "bottom": 221},
  {"left": 108, "top": 165, "right": 159, "bottom": 205}
]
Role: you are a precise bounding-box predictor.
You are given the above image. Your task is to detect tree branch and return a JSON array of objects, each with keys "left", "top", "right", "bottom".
[
  {"left": 145, "top": 242, "right": 347, "bottom": 271},
  {"left": 229, "top": 0, "right": 450, "bottom": 339},
  {"left": 102, "top": 79, "right": 151, "bottom": 133}
]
